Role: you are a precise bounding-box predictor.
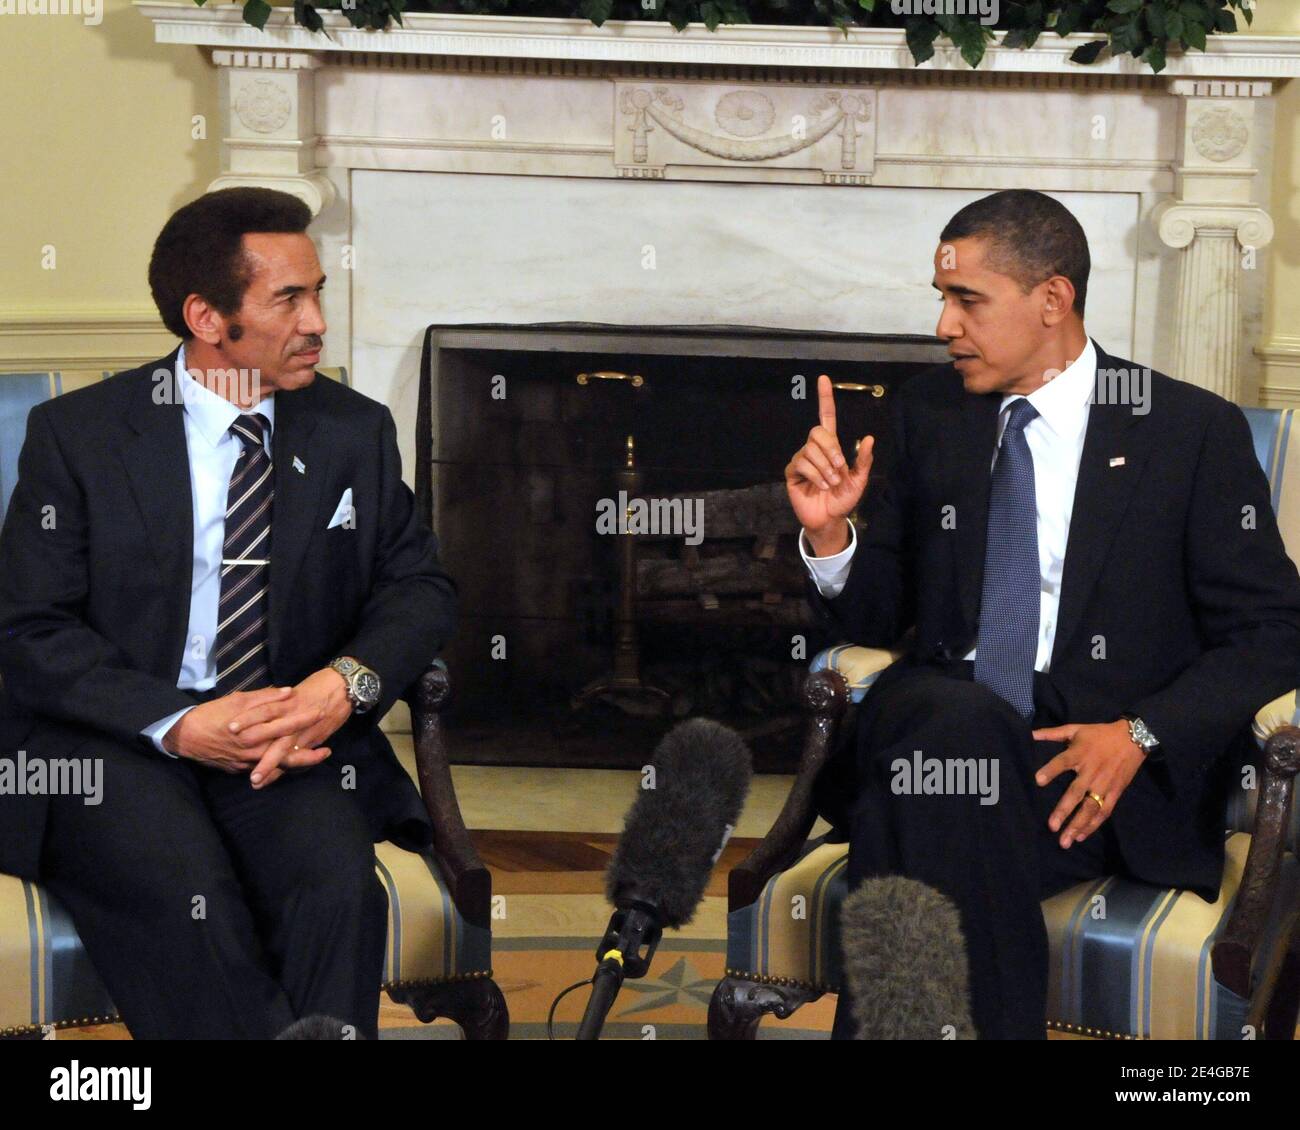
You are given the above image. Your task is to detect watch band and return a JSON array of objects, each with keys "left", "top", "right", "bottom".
[
  {"left": 330, "top": 656, "right": 380, "bottom": 715},
  {"left": 1122, "top": 714, "right": 1162, "bottom": 760}
]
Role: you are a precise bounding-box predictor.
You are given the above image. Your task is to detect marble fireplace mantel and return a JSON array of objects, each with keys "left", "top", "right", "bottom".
[{"left": 138, "top": 3, "right": 1300, "bottom": 414}]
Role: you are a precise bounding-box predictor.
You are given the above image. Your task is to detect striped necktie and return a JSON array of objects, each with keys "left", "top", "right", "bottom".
[
  {"left": 214, "top": 412, "right": 273, "bottom": 695},
  {"left": 973, "top": 397, "right": 1040, "bottom": 718}
]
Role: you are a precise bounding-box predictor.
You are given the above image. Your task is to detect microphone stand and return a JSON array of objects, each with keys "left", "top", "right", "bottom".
[{"left": 575, "top": 903, "right": 663, "bottom": 1040}]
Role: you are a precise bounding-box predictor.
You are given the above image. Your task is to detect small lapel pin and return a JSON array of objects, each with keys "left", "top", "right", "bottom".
[
  {"left": 1109, "top": 456, "right": 1126, "bottom": 467},
  {"left": 293, "top": 456, "right": 306, "bottom": 474}
]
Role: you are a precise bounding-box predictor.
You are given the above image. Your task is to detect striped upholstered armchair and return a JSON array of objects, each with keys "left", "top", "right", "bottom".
[
  {"left": 0, "top": 368, "right": 507, "bottom": 1039},
  {"left": 710, "top": 406, "right": 1300, "bottom": 1041}
]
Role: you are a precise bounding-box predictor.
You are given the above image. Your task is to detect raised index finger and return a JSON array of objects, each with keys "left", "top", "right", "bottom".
[{"left": 817, "top": 374, "right": 837, "bottom": 437}]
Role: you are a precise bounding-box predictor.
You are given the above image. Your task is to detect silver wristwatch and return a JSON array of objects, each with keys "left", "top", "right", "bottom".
[
  {"left": 1123, "top": 714, "right": 1160, "bottom": 757},
  {"left": 330, "top": 656, "right": 382, "bottom": 715}
]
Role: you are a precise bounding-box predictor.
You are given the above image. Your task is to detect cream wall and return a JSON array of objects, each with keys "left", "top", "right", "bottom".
[
  {"left": 0, "top": 2, "right": 1298, "bottom": 396},
  {"left": 0, "top": 0, "right": 218, "bottom": 371}
]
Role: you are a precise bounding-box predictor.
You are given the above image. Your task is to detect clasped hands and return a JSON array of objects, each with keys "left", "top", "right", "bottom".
[
  {"left": 162, "top": 667, "right": 353, "bottom": 789},
  {"left": 1032, "top": 721, "right": 1149, "bottom": 849}
]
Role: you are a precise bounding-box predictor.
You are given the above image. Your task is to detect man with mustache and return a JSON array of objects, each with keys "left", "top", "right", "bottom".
[
  {"left": 786, "top": 189, "right": 1300, "bottom": 1039},
  {"left": 0, "top": 188, "right": 457, "bottom": 1039}
]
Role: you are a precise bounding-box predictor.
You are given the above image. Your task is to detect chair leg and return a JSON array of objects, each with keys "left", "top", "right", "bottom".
[
  {"left": 388, "top": 979, "right": 509, "bottom": 1040},
  {"left": 707, "top": 975, "right": 823, "bottom": 1040}
]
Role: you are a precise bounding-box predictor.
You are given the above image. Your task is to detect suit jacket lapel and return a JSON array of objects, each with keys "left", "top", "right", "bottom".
[
  {"left": 950, "top": 386, "right": 1002, "bottom": 638},
  {"left": 267, "top": 383, "right": 332, "bottom": 670},
  {"left": 120, "top": 348, "right": 192, "bottom": 681},
  {"left": 1049, "top": 343, "right": 1148, "bottom": 667}
]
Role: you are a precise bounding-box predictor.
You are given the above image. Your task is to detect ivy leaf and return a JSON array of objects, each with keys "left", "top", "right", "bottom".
[
  {"left": 1070, "top": 38, "right": 1107, "bottom": 64},
  {"left": 857, "top": 0, "right": 876, "bottom": 10},
  {"left": 293, "top": 0, "right": 324, "bottom": 32},
  {"left": 242, "top": 0, "right": 273, "bottom": 29},
  {"left": 580, "top": 0, "right": 614, "bottom": 26},
  {"left": 1183, "top": 18, "right": 1207, "bottom": 51},
  {"left": 947, "top": 19, "right": 990, "bottom": 69},
  {"left": 700, "top": 0, "right": 721, "bottom": 29},
  {"left": 1106, "top": 0, "right": 1143, "bottom": 13},
  {"left": 342, "top": 4, "right": 369, "bottom": 27},
  {"left": 1142, "top": 42, "right": 1166, "bottom": 72},
  {"left": 1214, "top": 8, "right": 1236, "bottom": 33},
  {"left": 1166, "top": 11, "right": 1183, "bottom": 39},
  {"left": 1109, "top": 14, "right": 1145, "bottom": 55},
  {"left": 1144, "top": 2, "right": 1165, "bottom": 40},
  {"left": 905, "top": 16, "right": 941, "bottom": 65},
  {"left": 1053, "top": 6, "right": 1083, "bottom": 37}
]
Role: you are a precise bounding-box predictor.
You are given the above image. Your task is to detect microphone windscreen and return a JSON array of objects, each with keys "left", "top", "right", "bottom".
[
  {"left": 605, "top": 718, "right": 752, "bottom": 928},
  {"left": 274, "top": 1015, "right": 363, "bottom": 1040},
  {"left": 839, "top": 876, "right": 976, "bottom": 1040}
]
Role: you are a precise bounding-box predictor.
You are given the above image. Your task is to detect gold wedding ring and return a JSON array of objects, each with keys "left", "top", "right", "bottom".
[{"left": 1086, "top": 791, "right": 1105, "bottom": 810}]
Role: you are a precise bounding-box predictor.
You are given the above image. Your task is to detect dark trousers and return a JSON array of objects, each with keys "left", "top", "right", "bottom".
[
  {"left": 829, "top": 658, "right": 1124, "bottom": 1040},
  {"left": 37, "top": 711, "right": 388, "bottom": 1040}
]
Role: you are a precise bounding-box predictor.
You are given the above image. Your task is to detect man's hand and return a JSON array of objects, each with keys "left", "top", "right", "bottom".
[
  {"left": 225, "top": 667, "right": 355, "bottom": 789},
  {"left": 785, "top": 374, "right": 874, "bottom": 556},
  {"left": 164, "top": 686, "right": 333, "bottom": 779},
  {"left": 1032, "top": 720, "right": 1148, "bottom": 849}
]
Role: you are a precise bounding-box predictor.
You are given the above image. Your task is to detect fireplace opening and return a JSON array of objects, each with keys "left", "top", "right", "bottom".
[{"left": 416, "top": 324, "right": 946, "bottom": 771}]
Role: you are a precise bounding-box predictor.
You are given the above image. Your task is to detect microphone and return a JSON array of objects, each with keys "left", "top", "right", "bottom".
[
  {"left": 838, "top": 876, "right": 977, "bottom": 1040},
  {"left": 274, "top": 1015, "right": 364, "bottom": 1040},
  {"left": 574, "top": 718, "right": 752, "bottom": 1040}
]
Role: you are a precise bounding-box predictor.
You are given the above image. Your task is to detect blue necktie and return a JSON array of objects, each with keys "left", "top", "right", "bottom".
[{"left": 973, "top": 397, "right": 1040, "bottom": 718}]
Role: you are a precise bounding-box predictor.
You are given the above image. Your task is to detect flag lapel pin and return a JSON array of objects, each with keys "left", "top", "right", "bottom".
[{"left": 1109, "top": 456, "right": 1126, "bottom": 468}]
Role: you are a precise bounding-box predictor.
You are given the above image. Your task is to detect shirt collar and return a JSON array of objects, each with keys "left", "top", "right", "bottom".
[
  {"left": 998, "top": 337, "right": 1096, "bottom": 442},
  {"left": 176, "top": 342, "right": 276, "bottom": 450}
]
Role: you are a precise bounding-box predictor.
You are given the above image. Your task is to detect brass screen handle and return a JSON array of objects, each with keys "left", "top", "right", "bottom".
[
  {"left": 577, "top": 370, "right": 645, "bottom": 388},
  {"left": 830, "top": 380, "right": 886, "bottom": 398}
]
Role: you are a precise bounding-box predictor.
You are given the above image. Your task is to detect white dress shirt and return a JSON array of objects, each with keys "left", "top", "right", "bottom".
[
  {"left": 800, "top": 338, "right": 1098, "bottom": 674},
  {"left": 139, "top": 344, "right": 277, "bottom": 753}
]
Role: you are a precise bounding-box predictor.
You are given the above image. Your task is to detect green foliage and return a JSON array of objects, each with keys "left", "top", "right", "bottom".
[{"left": 217, "top": 0, "right": 1254, "bottom": 73}]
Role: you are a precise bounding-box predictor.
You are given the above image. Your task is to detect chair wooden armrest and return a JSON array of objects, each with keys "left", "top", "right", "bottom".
[
  {"left": 403, "top": 660, "right": 492, "bottom": 930},
  {"left": 1212, "top": 724, "right": 1300, "bottom": 999},
  {"left": 728, "top": 668, "right": 850, "bottom": 910}
]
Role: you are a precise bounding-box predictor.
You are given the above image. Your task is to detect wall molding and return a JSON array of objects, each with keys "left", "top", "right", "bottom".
[
  {"left": 1255, "top": 335, "right": 1300, "bottom": 407},
  {"left": 136, "top": 4, "right": 1300, "bottom": 78},
  {"left": 0, "top": 308, "right": 174, "bottom": 372}
]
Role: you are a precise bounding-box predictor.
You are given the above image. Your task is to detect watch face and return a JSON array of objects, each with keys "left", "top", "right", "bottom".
[{"left": 355, "top": 671, "right": 381, "bottom": 704}]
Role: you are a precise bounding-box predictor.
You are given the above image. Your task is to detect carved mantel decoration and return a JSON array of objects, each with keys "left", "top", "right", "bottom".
[
  {"left": 616, "top": 85, "right": 876, "bottom": 183},
  {"left": 136, "top": 4, "right": 1300, "bottom": 406}
]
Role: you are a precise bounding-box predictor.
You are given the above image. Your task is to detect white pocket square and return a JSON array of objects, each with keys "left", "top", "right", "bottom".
[{"left": 326, "top": 488, "right": 354, "bottom": 530}]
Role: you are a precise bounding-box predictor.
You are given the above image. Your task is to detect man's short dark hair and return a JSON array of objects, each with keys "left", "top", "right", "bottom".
[
  {"left": 148, "top": 187, "right": 313, "bottom": 340},
  {"left": 939, "top": 190, "right": 1090, "bottom": 316}
]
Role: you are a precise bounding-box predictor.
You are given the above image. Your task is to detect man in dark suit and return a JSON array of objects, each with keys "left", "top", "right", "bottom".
[
  {"left": 0, "top": 188, "right": 457, "bottom": 1039},
  {"left": 785, "top": 190, "right": 1300, "bottom": 1039}
]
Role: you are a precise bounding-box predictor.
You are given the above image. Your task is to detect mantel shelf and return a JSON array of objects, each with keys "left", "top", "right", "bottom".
[{"left": 135, "top": 3, "right": 1300, "bottom": 78}]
